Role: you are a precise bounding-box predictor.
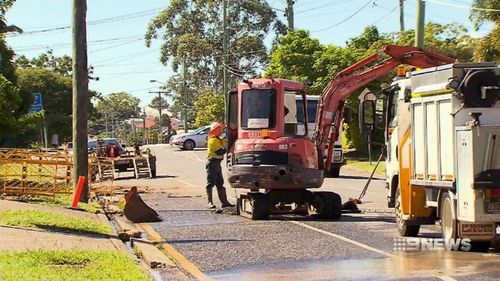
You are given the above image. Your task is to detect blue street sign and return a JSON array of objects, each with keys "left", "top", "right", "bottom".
[{"left": 29, "top": 93, "right": 43, "bottom": 113}]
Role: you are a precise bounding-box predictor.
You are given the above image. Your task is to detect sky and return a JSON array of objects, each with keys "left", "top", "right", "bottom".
[{"left": 4, "top": 0, "right": 493, "bottom": 109}]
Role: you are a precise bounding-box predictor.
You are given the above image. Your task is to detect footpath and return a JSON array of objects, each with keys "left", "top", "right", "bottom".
[{"left": 0, "top": 199, "right": 192, "bottom": 281}]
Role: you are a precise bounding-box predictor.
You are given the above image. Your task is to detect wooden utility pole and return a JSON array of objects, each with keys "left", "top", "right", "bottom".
[
  {"left": 415, "top": 0, "right": 425, "bottom": 48},
  {"left": 72, "top": 0, "right": 89, "bottom": 202},
  {"left": 222, "top": 0, "right": 228, "bottom": 109},
  {"left": 399, "top": 0, "right": 405, "bottom": 32},
  {"left": 286, "top": 0, "right": 295, "bottom": 31}
]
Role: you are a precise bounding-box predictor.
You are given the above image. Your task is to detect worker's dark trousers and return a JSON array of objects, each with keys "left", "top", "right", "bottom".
[
  {"left": 206, "top": 158, "right": 230, "bottom": 205},
  {"left": 206, "top": 158, "right": 224, "bottom": 189}
]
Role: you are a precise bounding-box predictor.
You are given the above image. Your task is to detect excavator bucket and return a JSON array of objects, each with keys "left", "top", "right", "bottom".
[{"left": 123, "top": 186, "right": 162, "bottom": 223}]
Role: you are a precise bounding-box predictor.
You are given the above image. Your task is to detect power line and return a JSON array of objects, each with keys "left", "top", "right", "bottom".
[
  {"left": 98, "top": 69, "right": 170, "bottom": 75},
  {"left": 372, "top": 4, "right": 400, "bottom": 25},
  {"left": 13, "top": 35, "right": 144, "bottom": 52},
  {"left": 427, "top": 0, "right": 500, "bottom": 12},
  {"left": 311, "top": 0, "right": 374, "bottom": 33},
  {"left": 8, "top": 6, "right": 165, "bottom": 37},
  {"left": 89, "top": 38, "right": 143, "bottom": 53},
  {"left": 295, "top": 0, "right": 353, "bottom": 15}
]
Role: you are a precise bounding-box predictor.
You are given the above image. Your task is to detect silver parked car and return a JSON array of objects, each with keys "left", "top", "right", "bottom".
[{"left": 170, "top": 125, "right": 211, "bottom": 150}]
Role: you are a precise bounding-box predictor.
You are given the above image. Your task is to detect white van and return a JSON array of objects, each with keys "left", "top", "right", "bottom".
[{"left": 296, "top": 95, "right": 345, "bottom": 177}]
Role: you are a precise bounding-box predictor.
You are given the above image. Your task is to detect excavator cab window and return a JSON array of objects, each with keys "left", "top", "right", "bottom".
[
  {"left": 284, "top": 92, "right": 305, "bottom": 136},
  {"left": 241, "top": 88, "right": 276, "bottom": 129},
  {"left": 227, "top": 90, "right": 238, "bottom": 153}
]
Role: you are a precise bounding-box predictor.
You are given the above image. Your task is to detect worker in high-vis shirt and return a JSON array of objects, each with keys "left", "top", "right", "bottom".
[{"left": 206, "top": 122, "right": 234, "bottom": 209}]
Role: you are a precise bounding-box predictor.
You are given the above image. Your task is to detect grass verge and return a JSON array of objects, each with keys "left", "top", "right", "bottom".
[
  {"left": 23, "top": 194, "right": 101, "bottom": 214},
  {"left": 0, "top": 250, "right": 151, "bottom": 281},
  {"left": 346, "top": 159, "right": 386, "bottom": 176},
  {"left": 0, "top": 210, "right": 112, "bottom": 235}
]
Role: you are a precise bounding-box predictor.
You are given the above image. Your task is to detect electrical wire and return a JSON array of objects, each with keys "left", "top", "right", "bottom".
[
  {"left": 295, "top": 0, "right": 354, "bottom": 15},
  {"left": 426, "top": 0, "right": 500, "bottom": 12},
  {"left": 311, "top": 0, "right": 374, "bottom": 33},
  {"left": 8, "top": 6, "right": 166, "bottom": 37},
  {"left": 372, "top": 3, "right": 401, "bottom": 25}
]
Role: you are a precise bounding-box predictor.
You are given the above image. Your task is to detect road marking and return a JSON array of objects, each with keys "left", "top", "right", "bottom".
[
  {"left": 188, "top": 151, "right": 205, "bottom": 162},
  {"left": 176, "top": 178, "right": 198, "bottom": 188},
  {"left": 289, "top": 221, "right": 457, "bottom": 281},
  {"left": 290, "top": 221, "right": 395, "bottom": 257},
  {"left": 140, "top": 223, "right": 212, "bottom": 281}
]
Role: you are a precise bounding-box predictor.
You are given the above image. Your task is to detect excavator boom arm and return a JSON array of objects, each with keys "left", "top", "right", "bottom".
[{"left": 314, "top": 45, "right": 455, "bottom": 171}]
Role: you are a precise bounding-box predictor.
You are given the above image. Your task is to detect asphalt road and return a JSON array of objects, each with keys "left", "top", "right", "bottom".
[{"left": 132, "top": 144, "right": 500, "bottom": 281}]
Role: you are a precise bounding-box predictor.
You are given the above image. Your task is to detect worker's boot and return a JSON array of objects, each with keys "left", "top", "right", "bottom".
[
  {"left": 206, "top": 187, "right": 216, "bottom": 209},
  {"left": 217, "top": 187, "right": 234, "bottom": 208}
]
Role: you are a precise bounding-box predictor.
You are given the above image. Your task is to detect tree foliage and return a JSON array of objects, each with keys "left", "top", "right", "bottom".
[
  {"left": 16, "top": 68, "right": 73, "bottom": 143},
  {"left": 145, "top": 0, "right": 284, "bottom": 127},
  {"left": 95, "top": 92, "right": 140, "bottom": 121},
  {"left": 470, "top": 0, "right": 499, "bottom": 62},
  {"left": 15, "top": 50, "right": 72, "bottom": 77},
  {"left": 193, "top": 90, "right": 225, "bottom": 127},
  {"left": 149, "top": 95, "right": 168, "bottom": 112}
]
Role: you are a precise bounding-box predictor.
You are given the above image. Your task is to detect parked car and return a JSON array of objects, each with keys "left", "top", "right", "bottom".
[
  {"left": 170, "top": 125, "right": 211, "bottom": 150},
  {"left": 88, "top": 138, "right": 127, "bottom": 156}
]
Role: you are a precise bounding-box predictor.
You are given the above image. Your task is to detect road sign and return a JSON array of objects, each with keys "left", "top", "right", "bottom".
[{"left": 29, "top": 93, "right": 43, "bottom": 113}]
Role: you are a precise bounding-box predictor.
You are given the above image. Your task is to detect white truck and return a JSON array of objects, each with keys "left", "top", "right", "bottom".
[
  {"left": 361, "top": 62, "right": 500, "bottom": 249},
  {"left": 296, "top": 95, "right": 345, "bottom": 177}
]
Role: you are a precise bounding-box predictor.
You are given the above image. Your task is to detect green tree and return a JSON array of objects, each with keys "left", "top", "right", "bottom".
[
  {"left": 15, "top": 50, "right": 72, "bottom": 77},
  {"left": 95, "top": 92, "right": 140, "bottom": 121},
  {"left": 266, "top": 30, "right": 325, "bottom": 94},
  {"left": 193, "top": 90, "right": 225, "bottom": 127},
  {"left": 394, "top": 22, "right": 475, "bottom": 61},
  {"left": 149, "top": 95, "right": 168, "bottom": 113},
  {"left": 470, "top": 0, "right": 499, "bottom": 62},
  {"left": 0, "top": 0, "right": 21, "bottom": 34},
  {"left": 145, "top": 0, "right": 284, "bottom": 125},
  {"left": 16, "top": 68, "right": 73, "bottom": 144}
]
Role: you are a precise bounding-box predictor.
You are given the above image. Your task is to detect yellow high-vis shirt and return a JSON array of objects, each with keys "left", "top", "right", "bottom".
[{"left": 207, "top": 137, "right": 226, "bottom": 159}]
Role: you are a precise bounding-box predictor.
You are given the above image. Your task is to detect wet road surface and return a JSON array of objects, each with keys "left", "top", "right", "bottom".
[{"left": 139, "top": 145, "right": 500, "bottom": 281}]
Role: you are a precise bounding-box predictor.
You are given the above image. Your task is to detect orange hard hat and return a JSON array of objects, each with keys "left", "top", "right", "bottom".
[{"left": 208, "top": 122, "right": 225, "bottom": 137}]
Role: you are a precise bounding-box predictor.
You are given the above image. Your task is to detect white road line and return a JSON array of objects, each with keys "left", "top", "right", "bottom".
[
  {"left": 438, "top": 276, "right": 458, "bottom": 281},
  {"left": 188, "top": 151, "right": 205, "bottom": 162},
  {"left": 289, "top": 221, "right": 395, "bottom": 257},
  {"left": 290, "top": 221, "right": 457, "bottom": 281},
  {"left": 175, "top": 178, "right": 198, "bottom": 188}
]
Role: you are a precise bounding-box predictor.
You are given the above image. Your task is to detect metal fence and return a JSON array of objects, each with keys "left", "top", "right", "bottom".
[{"left": 0, "top": 149, "right": 114, "bottom": 198}]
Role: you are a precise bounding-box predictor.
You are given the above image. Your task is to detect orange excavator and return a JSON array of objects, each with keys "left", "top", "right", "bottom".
[{"left": 226, "top": 45, "right": 455, "bottom": 219}]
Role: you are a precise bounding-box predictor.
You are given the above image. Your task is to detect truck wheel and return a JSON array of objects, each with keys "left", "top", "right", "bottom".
[
  {"left": 183, "top": 140, "right": 195, "bottom": 150},
  {"left": 310, "top": 192, "right": 342, "bottom": 219},
  {"left": 395, "top": 187, "right": 420, "bottom": 236},
  {"left": 440, "top": 193, "right": 457, "bottom": 241},
  {"left": 329, "top": 167, "right": 340, "bottom": 178},
  {"left": 250, "top": 193, "right": 270, "bottom": 220}
]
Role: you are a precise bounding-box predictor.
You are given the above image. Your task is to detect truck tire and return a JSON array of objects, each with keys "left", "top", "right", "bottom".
[
  {"left": 440, "top": 193, "right": 457, "bottom": 241},
  {"left": 395, "top": 187, "right": 420, "bottom": 236},
  {"left": 183, "top": 139, "right": 195, "bottom": 150}
]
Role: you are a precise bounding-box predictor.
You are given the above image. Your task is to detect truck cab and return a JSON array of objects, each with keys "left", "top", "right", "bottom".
[{"left": 296, "top": 95, "right": 345, "bottom": 177}]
